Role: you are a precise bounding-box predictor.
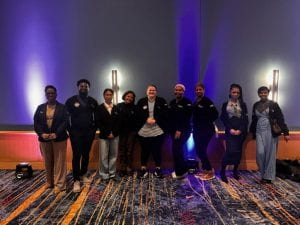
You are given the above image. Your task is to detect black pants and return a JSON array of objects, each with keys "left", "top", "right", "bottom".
[
  {"left": 171, "top": 131, "right": 190, "bottom": 176},
  {"left": 193, "top": 132, "right": 213, "bottom": 171},
  {"left": 118, "top": 132, "right": 136, "bottom": 171},
  {"left": 138, "top": 135, "right": 164, "bottom": 167},
  {"left": 70, "top": 129, "right": 95, "bottom": 181}
]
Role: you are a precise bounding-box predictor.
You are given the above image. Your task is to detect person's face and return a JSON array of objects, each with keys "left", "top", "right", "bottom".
[
  {"left": 195, "top": 86, "right": 205, "bottom": 98},
  {"left": 78, "top": 82, "right": 90, "bottom": 94},
  {"left": 104, "top": 91, "right": 113, "bottom": 103},
  {"left": 174, "top": 86, "right": 184, "bottom": 99},
  {"left": 124, "top": 93, "right": 134, "bottom": 104},
  {"left": 147, "top": 86, "right": 157, "bottom": 98},
  {"left": 258, "top": 90, "right": 269, "bottom": 101},
  {"left": 230, "top": 87, "right": 240, "bottom": 100},
  {"left": 45, "top": 88, "right": 57, "bottom": 102}
]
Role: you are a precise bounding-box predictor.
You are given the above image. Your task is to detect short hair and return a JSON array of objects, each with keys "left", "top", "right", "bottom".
[
  {"left": 195, "top": 82, "right": 205, "bottom": 89},
  {"left": 257, "top": 86, "right": 270, "bottom": 94},
  {"left": 45, "top": 85, "right": 57, "bottom": 93},
  {"left": 122, "top": 90, "right": 136, "bottom": 102},
  {"left": 77, "top": 79, "right": 90, "bottom": 87},
  {"left": 147, "top": 84, "right": 157, "bottom": 90},
  {"left": 103, "top": 88, "right": 114, "bottom": 95}
]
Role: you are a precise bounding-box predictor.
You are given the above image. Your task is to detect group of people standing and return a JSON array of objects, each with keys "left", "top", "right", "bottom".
[{"left": 33, "top": 79, "right": 289, "bottom": 194}]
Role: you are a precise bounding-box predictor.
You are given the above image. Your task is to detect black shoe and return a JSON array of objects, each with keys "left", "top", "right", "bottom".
[
  {"left": 138, "top": 169, "right": 148, "bottom": 179},
  {"left": 118, "top": 171, "right": 127, "bottom": 177},
  {"left": 261, "top": 179, "right": 272, "bottom": 184},
  {"left": 154, "top": 167, "right": 163, "bottom": 178},
  {"left": 220, "top": 172, "right": 228, "bottom": 183},
  {"left": 233, "top": 171, "right": 240, "bottom": 180}
]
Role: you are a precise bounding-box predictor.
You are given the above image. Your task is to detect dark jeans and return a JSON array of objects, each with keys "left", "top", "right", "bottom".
[
  {"left": 193, "top": 132, "right": 213, "bottom": 171},
  {"left": 171, "top": 131, "right": 190, "bottom": 176},
  {"left": 70, "top": 129, "right": 95, "bottom": 181},
  {"left": 138, "top": 135, "right": 164, "bottom": 167},
  {"left": 118, "top": 132, "right": 136, "bottom": 171}
]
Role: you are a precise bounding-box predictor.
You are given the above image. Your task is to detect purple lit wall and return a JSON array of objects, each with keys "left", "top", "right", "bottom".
[
  {"left": 0, "top": 1, "right": 177, "bottom": 129},
  {"left": 176, "top": 0, "right": 201, "bottom": 100},
  {"left": 200, "top": 1, "right": 300, "bottom": 129},
  {"left": 1, "top": 1, "right": 300, "bottom": 130}
]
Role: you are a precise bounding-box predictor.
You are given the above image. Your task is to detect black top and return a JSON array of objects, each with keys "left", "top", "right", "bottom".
[
  {"left": 65, "top": 95, "right": 98, "bottom": 131},
  {"left": 96, "top": 103, "right": 120, "bottom": 139},
  {"left": 168, "top": 97, "right": 192, "bottom": 133},
  {"left": 192, "top": 96, "right": 219, "bottom": 133},
  {"left": 250, "top": 100, "right": 289, "bottom": 137},
  {"left": 136, "top": 96, "right": 169, "bottom": 133},
  {"left": 220, "top": 101, "right": 249, "bottom": 135},
  {"left": 116, "top": 102, "right": 138, "bottom": 134},
  {"left": 33, "top": 101, "right": 69, "bottom": 142}
]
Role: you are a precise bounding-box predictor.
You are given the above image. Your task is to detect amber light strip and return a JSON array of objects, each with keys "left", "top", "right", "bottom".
[{"left": 0, "top": 185, "right": 47, "bottom": 225}]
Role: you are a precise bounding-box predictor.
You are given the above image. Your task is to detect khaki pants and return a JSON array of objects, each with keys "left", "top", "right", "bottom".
[{"left": 40, "top": 140, "right": 67, "bottom": 190}]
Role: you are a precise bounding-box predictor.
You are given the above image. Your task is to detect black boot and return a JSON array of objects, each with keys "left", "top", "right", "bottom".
[
  {"left": 233, "top": 165, "right": 240, "bottom": 180},
  {"left": 220, "top": 165, "right": 228, "bottom": 183}
]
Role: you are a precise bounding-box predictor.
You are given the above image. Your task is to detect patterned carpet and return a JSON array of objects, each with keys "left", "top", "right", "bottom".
[{"left": 0, "top": 170, "right": 299, "bottom": 225}]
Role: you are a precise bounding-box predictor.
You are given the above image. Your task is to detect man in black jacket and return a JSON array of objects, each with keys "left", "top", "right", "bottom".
[
  {"left": 169, "top": 84, "right": 192, "bottom": 179},
  {"left": 65, "top": 79, "right": 98, "bottom": 192}
]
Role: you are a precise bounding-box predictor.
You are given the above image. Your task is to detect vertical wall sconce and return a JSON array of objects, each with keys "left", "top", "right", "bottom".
[
  {"left": 270, "top": 69, "right": 279, "bottom": 102},
  {"left": 112, "top": 70, "right": 119, "bottom": 104}
]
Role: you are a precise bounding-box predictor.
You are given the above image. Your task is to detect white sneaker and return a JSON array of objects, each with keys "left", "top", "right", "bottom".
[
  {"left": 73, "top": 181, "right": 81, "bottom": 193},
  {"left": 81, "top": 175, "right": 92, "bottom": 184}
]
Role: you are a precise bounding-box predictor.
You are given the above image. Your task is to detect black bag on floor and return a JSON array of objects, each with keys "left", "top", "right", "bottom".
[
  {"left": 276, "top": 159, "right": 300, "bottom": 182},
  {"left": 15, "top": 162, "right": 33, "bottom": 179}
]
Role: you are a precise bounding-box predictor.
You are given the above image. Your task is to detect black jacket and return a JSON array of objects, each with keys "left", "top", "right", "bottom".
[
  {"left": 96, "top": 103, "right": 120, "bottom": 139},
  {"left": 65, "top": 95, "right": 98, "bottom": 131},
  {"left": 168, "top": 97, "right": 192, "bottom": 133},
  {"left": 220, "top": 101, "right": 249, "bottom": 135},
  {"left": 192, "top": 96, "right": 219, "bottom": 134},
  {"left": 33, "top": 101, "right": 69, "bottom": 142},
  {"left": 136, "top": 97, "right": 169, "bottom": 133},
  {"left": 116, "top": 102, "right": 138, "bottom": 134},
  {"left": 250, "top": 100, "right": 289, "bottom": 137}
]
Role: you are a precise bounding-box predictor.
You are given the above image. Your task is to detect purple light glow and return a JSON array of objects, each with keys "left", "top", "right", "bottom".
[
  {"left": 176, "top": 1, "right": 201, "bottom": 156},
  {"left": 11, "top": 3, "right": 57, "bottom": 124},
  {"left": 176, "top": 0, "right": 201, "bottom": 100}
]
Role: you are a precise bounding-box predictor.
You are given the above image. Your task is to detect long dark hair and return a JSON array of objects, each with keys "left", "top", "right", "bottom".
[{"left": 229, "top": 83, "right": 244, "bottom": 103}]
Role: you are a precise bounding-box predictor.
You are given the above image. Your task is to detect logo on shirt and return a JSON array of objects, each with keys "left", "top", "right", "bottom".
[{"left": 74, "top": 102, "right": 80, "bottom": 107}]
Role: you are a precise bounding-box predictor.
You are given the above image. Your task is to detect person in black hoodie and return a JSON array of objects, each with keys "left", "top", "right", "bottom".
[
  {"left": 116, "top": 90, "right": 138, "bottom": 176},
  {"left": 65, "top": 79, "right": 98, "bottom": 192},
  {"left": 250, "top": 86, "right": 289, "bottom": 184},
  {"left": 34, "top": 85, "right": 68, "bottom": 194},
  {"left": 97, "top": 88, "right": 120, "bottom": 180},
  {"left": 169, "top": 84, "right": 192, "bottom": 179},
  {"left": 136, "top": 84, "right": 168, "bottom": 178},
  {"left": 192, "top": 83, "right": 219, "bottom": 181},
  {"left": 220, "top": 84, "right": 248, "bottom": 183}
]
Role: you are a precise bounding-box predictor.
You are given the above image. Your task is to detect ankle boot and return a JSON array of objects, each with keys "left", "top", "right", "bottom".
[
  {"left": 220, "top": 170, "right": 228, "bottom": 183},
  {"left": 233, "top": 164, "right": 240, "bottom": 180}
]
